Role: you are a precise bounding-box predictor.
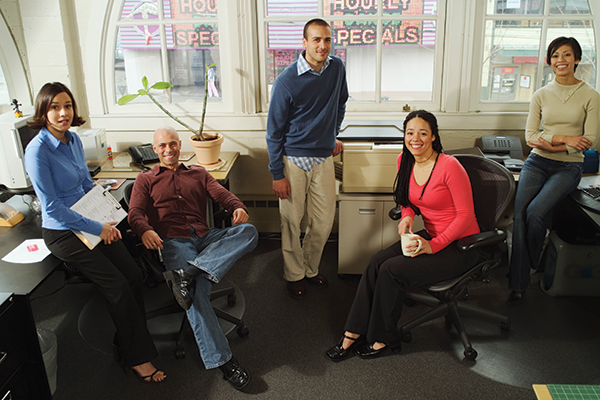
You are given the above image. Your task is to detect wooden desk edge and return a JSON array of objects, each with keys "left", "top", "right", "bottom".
[
  {"left": 533, "top": 384, "right": 553, "bottom": 400},
  {"left": 94, "top": 151, "right": 239, "bottom": 181}
]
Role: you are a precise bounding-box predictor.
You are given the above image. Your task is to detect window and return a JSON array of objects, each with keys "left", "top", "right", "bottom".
[
  {"left": 0, "top": 65, "right": 9, "bottom": 106},
  {"left": 475, "top": 0, "right": 595, "bottom": 109},
  {"left": 114, "top": 0, "right": 221, "bottom": 106},
  {"left": 259, "top": 0, "right": 444, "bottom": 110}
]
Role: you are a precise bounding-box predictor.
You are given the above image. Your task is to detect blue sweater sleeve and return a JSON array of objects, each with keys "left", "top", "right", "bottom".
[
  {"left": 336, "top": 66, "right": 348, "bottom": 134},
  {"left": 266, "top": 79, "right": 291, "bottom": 181},
  {"left": 25, "top": 136, "right": 103, "bottom": 236}
]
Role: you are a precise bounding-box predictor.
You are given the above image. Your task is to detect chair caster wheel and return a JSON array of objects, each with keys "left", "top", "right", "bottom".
[
  {"left": 175, "top": 348, "right": 186, "bottom": 359},
  {"left": 501, "top": 321, "right": 511, "bottom": 331},
  {"left": 237, "top": 325, "right": 249, "bottom": 337},
  {"left": 227, "top": 293, "right": 236, "bottom": 307},
  {"left": 464, "top": 349, "right": 477, "bottom": 361}
]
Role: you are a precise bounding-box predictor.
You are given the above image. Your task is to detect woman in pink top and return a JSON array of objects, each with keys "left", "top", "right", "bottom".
[{"left": 326, "top": 110, "right": 480, "bottom": 362}]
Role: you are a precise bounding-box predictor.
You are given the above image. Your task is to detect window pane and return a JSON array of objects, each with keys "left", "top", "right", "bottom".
[
  {"left": 480, "top": 20, "right": 541, "bottom": 102},
  {"left": 546, "top": 21, "right": 596, "bottom": 87},
  {"left": 381, "top": 20, "right": 435, "bottom": 101},
  {"left": 120, "top": 0, "right": 160, "bottom": 22},
  {"left": 549, "top": 0, "right": 590, "bottom": 14},
  {"left": 266, "top": 0, "right": 318, "bottom": 16},
  {"left": 324, "top": 0, "right": 377, "bottom": 16},
  {"left": 486, "top": 0, "right": 544, "bottom": 15},
  {"left": 383, "top": 0, "right": 437, "bottom": 16},
  {"left": 168, "top": 0, "right": 217, "bottom": 18},
  {"left": 0, "top": 65, "right": 9, "bottom": 105},
  {"left": 335, "top": 21, "right": 376, "bottom": 101},
  {"left": 266, "top": 22, "right": 304, "bottom": 98},
  {"left": 115, "top": 25, "right": 164, "bottom": 104}
]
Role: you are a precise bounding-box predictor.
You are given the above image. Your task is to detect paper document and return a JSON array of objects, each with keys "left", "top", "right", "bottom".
[
  {"left": 578, "top": 175, "right": 600, "bottom": 189},
  {"left": 2, "top": 239, "right": 51, "bottom": 263},
  {"left": 70, "top": 185, "right": 127, "bottom": 250}
]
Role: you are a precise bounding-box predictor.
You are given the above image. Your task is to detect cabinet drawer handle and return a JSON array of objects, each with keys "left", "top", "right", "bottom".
[
  {"left": 1, "top": 390, "right": 12, "bottom": 400},
  {"left": 0, "top": 352, "right": 6, "bottom": 366},
  {"left": 358, "top": 208, "right": 376, "bottom": 215}
]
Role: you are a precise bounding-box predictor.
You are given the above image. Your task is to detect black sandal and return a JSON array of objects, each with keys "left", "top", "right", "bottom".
[
  {"left": 137, "top": 369, "right": 165, "bottom": 383},
  {"left": 325, "top": 334, "right": 365, "bottom": 362}
]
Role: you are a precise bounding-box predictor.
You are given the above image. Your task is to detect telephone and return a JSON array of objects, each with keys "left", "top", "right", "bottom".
[
  {"left": 480, "top": 135, "right": 524, "bottom": 172},
  {"left": 128, "top": 143, "right": 159, "bottom": 165}
]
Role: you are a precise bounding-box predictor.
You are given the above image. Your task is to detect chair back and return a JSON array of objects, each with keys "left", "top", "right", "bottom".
[{"left": 454, "top": 155, "right": 515, "bottom": 233}]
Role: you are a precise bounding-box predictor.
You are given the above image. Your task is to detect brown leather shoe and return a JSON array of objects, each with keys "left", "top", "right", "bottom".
[
  {"left": 287, "top": 279, "right": 307, "bottom": 299},
  {"left": 306, "top": 273, "right": 329, "bottom": 288}
]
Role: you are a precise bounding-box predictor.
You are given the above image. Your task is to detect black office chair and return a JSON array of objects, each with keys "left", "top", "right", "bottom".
[
  {"left": 389, "top": 154, "right": 515, "bottom": 360},
  {"left": 122, "top": 182, "right": 249, "bottom": 359}
]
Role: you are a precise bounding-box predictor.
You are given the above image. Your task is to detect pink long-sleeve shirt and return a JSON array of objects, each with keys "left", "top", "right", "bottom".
[{"left": 398, "top": 153, "right": 480, "bottom": 254}]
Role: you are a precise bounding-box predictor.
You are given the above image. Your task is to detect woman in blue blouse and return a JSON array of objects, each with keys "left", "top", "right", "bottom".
[{"left": 24, "top": 82, "right": 166, "bottom": 383}]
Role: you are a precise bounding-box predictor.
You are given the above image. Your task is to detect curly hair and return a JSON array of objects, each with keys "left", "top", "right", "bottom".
[{"left": 393, "top": 110, "right": 443, "bottom": 214}]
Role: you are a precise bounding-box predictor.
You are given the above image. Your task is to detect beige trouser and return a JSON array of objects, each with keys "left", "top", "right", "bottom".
[{"left": 280, "top": 156, "right": 336, "bottom": 282}]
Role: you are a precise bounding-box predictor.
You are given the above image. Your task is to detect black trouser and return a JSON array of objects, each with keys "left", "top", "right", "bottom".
[
  {"left": 344, "top": 231, "right": 478, "bottom": 345},
  {"left": 43, "top": 228, "right": 158, "bottom": 367}
]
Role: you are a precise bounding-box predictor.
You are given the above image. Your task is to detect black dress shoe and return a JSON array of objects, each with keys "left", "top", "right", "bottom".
[
  {"left": 163, "top": 269, "right": 196, "bottom": 310},
  {"left": 507, "top": 290, "right": 525, "bottom": 306},
  {"left": 354, "top": 341, "right": 401, "bottom": 359},
  {"left": 219, "top": 358, "right": 251, "bottom": 390},
  {"left": 326, "top": 334, "right": 365, "bottom": 362},
  {"left": 306, "top": 273, "right": 329, "bottom": 288},
  {"left": 287, "top": 279, "right": 307, "bottom": 299}
]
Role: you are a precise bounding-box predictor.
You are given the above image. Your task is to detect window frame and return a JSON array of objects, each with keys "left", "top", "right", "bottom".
[
  {"left": 0, "top": 15, "right": 31, "bottom": 114},
  {"left": 256, "top": 0, "right": 447, "bottom": 113},
  {"left": 468, "top": 0, "right": 597, "bottom": 113}
]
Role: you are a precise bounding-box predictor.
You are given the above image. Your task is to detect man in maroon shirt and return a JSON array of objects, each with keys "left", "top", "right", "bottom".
[{"left": 128, "top": 126, "right": 258, "bottom": 390}]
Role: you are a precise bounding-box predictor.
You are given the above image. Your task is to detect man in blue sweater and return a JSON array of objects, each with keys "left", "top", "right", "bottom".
[{"left": 266, "top": 18, "right": 348, "bottom": 299}]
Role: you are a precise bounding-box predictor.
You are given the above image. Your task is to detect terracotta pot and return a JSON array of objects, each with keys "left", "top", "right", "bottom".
[{"left": 189, "top": 133, "right": 224, "bottom": 165}]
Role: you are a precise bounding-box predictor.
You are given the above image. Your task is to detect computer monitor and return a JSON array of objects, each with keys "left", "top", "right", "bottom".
[{"left": 0, "top": 109, "right": 39, "bottom": 190}]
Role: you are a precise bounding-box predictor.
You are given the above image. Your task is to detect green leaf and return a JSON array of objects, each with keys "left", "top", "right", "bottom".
[
  {"left": 117, "top": 94, "right": 140, "bottom": 105},
  {"left": 137, "top": 89, "right": 148, "bottom": 95},
  {"left": 206, "top": 62, "right": 217, "bottom": 69},
  {"left": 142, "top": 76, "right": 149, "bottom": 90},
  {"left": 150, "top": 82, "right": 173, "bottom": 90}
]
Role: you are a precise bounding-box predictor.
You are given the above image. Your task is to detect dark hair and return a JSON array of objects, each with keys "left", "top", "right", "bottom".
[
  {"left": 393, "top": 110, "right": 443, "bottom": 213},
  {"left": 28, "top": 82, "right": 86, "bottom": 128},
  {"left": 546, "top": 36, "right": 582, "bottom": 72},
  {"left": 303, "top": 18, "right": 330, "bottom": 39}
]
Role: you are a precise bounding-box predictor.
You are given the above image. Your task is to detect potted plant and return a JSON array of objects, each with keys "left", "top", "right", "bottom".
[{"left": 117, "top": 62, "right": 223, "bottom": 165}]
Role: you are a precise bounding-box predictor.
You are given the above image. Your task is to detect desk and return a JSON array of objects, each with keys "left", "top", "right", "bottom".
[
  {"left": 95, "top": 151, "right": 239, "bottom": 184},
  {"left": 0, "top": 214, "right": 58, "bottom": 399}
]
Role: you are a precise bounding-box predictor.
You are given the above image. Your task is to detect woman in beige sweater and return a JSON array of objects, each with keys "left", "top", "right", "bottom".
[{"left": 508, "top": 36, "right": 599, "bottom": 305}]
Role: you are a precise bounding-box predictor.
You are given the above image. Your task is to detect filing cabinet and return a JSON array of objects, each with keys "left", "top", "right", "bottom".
[{"left": 0, "top": 293, "right": 51, "bottom": 399}]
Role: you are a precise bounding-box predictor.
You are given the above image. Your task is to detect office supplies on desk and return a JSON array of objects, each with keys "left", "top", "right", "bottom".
[
  {"left": 0, "top": 202, "right": 24, "bottom": 226},
  {"left": 583, "top": 149, "right": 599, "bottom": 173},
  {"left": 533, "top": 384, "right": 600, "bottom": 400},
  {"left": 581, "top": 186, "right": 600, "bottom": 201},
  {"left": 95, "top": 178, "right": 126, "bottom": 190},
  {"left": 480, "top": 135, "right": 524, "bottom": 172},
  {"left": 2, "top": 239, "right": 50, "bottom": 263},
  {"left": 88, "top": 165, "right": 101, "bottom": 176},
  {"left": 128, "top": 143, "right": 159, "bottom": 165},
  {"left": 69, "top": 185, "right": 127, "bottom": 249}
]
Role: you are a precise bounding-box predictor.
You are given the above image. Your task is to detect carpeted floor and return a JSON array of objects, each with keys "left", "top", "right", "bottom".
[{"left": 30, "top": 235, "right": 600, "bottom": 400}]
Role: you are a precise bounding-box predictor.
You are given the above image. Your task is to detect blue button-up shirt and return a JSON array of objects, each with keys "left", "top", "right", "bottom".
[{"left": 24, "top": 127, "right": 102, "bottom": 235}]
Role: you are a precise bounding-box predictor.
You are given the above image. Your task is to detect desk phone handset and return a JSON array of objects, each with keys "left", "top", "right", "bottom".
[{"left": 128, "top": 144, "right": 159, "bottom": 168}]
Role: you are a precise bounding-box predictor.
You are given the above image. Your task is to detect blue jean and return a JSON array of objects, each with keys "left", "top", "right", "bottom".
[
  {"left": 509, "top": 153, "right": 582, "bottom": 291},
  {"left": 161, "top": 224, "right": 258, "bottom": 369}
]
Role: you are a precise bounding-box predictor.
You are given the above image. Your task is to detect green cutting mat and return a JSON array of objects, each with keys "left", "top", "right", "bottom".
[{"left": 547, "top": 385, "right": 600, "bottom": 400}]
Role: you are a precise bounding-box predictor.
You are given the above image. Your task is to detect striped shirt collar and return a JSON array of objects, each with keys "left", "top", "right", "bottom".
[{"left": 297, "top": 51, "right": 331, "bottom": 76}]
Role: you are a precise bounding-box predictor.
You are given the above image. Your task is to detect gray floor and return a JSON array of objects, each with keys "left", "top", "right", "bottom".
[{"left": 30, "top": 236, "right": 600, "bottom": 400}]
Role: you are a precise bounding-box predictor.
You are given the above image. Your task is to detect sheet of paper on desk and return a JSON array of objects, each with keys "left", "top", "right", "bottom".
[
  {"left": 70, "top": 185, "right": 127, "bottom": 250},
  {"left": 2, "top": 239, "right": 51, "bottom": 263},
  {"left": 578, "top": 175, "right": 600, "bottom": 189}
]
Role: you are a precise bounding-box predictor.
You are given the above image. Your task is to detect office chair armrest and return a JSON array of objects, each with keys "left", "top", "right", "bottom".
[
  {"left": 389, "top": 206, "right": 403, "bottom": 221},
  {"left": 457, "top": 230, "right": 506, "bottom": 251}
]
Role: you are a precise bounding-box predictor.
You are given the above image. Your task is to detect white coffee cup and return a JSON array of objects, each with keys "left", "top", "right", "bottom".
[{"left": 401, "top": 233, "right": 422, "bottom": 257}]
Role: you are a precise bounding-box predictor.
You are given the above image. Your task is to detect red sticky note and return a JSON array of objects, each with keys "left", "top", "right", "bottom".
[{"left": 27, "top": 244, "right": 39, "bottom": 252}]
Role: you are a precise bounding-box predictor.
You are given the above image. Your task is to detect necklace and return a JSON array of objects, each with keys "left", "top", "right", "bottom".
[{"left": 415, "top": 150, "right": 436, "bottom": 164}]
